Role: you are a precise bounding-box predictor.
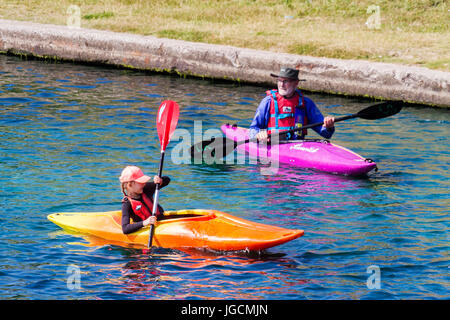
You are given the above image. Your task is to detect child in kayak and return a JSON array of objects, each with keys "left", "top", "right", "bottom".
[{"left": 119, "top": 165, "right": 170, "bottom": 234}]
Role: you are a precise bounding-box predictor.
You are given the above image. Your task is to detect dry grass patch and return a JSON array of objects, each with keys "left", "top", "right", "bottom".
[{"left": 0, "top": 0, "right": 448, "bottom": 71}]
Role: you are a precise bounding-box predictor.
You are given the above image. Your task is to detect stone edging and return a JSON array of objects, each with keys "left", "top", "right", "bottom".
[{"left": 0, "top": 19, "right": 449, "bottom": 108}]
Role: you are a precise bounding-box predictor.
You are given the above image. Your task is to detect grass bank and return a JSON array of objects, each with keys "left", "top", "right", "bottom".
[{"left": 0, "top": 0, "right": 448, "bottom": 71}]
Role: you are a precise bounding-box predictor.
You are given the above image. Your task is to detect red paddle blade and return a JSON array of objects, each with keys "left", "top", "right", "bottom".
[{"left": 157, "top": 100, "right": 179, "bottom": 151}]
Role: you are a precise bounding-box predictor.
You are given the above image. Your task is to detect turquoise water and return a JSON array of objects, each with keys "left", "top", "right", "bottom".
[{"left": 0, "top": 55, "right": 449, "bottom": 300}]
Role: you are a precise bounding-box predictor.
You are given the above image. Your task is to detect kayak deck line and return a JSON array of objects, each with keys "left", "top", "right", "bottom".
[{"left": 48, "top": 209, "right": 304, "bottom": 251}]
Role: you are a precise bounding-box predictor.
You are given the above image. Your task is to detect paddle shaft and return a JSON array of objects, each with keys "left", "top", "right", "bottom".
[
  {"left": 190, "top": 100, "right": 402, "bottom": 162},
  {"left": 148, "top": 150, "right": 165, "bottom": 248}
]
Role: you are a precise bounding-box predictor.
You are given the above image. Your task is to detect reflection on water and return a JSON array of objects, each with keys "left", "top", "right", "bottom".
[
  {"left": 113, "top": 249, "right": 307, "bottom": 300},
  {"left": 1, "top": 54, "right": 449, "bottom": 299},
  {"left": 55, "top": 229, "right": 308, "bottom": 299}
]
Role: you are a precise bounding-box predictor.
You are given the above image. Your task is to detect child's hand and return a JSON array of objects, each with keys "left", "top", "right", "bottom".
[
  {"left": 143, "top": 216, "right": 156, "bottom": 226},
  {"left": 153, "top": 175, "right": 162, "bottom": 185}
]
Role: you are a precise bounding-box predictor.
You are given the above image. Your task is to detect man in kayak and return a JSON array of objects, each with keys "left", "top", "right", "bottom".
[
  {"left": 119, "top": 165, "right": 170, "bottom": 234},
  {"left": 249, "top": 67, "right": 335, "bottom": 141}
]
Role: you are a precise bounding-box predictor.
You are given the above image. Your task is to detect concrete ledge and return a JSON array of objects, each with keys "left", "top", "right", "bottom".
[{"left": 0, "top": 19, "right": 449, "bottom": 108}]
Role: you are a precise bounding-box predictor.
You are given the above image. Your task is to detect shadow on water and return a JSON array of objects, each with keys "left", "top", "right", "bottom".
[{"left": 49, "top": 228, "right": 291, "bottom": 261}]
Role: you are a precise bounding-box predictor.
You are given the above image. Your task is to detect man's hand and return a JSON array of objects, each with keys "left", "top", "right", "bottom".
[
  {"left": 323, "top": 116, "right": 335, "bottom": 129},
  {"left": 255, "top": 130, "right": 269, "bottom": 142}
]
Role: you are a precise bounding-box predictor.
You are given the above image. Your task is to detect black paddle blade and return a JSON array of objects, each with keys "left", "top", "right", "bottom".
[
  {"left": 190, "top": 138, "right": 213, "bottom": 161},
  {"left": 357, "top": 101, "right": 403, "bottom": 120},
  {"left": 190, "top": 137, "right": 238, "bottom": 163}
]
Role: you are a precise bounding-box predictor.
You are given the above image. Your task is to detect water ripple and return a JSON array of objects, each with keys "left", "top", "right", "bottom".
[{"left": 0, "top": 54, "right": 449, "bottom": 300}]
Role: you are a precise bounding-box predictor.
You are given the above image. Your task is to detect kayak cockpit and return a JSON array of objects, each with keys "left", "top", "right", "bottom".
[
  {"left": 111, "top": 209, "right": 216, "bottom": 226},
  {"left": 159, "top": 213, "right": 210, "bottom": 221}
]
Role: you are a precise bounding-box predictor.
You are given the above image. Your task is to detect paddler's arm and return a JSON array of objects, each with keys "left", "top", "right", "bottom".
[
  {"left": 121, "top": 200, "right": 144, "bottom": 234},
  {"left": 249, "top": 96, "right": 271, "bottom": 139},
  {"left": 143, "top": 176, "right": 170, "bottom": 216},
  {"left": 144, "top": 176, "right": 170, "bottom": 193},
  {"left": 304, "top": 97, "right": 335, "bottom": 139}
]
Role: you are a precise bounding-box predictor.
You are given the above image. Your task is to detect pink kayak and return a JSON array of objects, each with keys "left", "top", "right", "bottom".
[{"left": 221, "top": 124, "right": 377, "bottom": 176}]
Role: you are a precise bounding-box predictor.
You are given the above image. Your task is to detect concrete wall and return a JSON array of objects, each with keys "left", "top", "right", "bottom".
[{"left": 0, "top": 19, "right": 449, "bottom": 108}]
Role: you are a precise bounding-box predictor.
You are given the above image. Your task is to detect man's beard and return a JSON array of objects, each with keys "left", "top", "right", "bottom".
[{"left": 279, "top": 87, "right": 295, "bottom": 98}]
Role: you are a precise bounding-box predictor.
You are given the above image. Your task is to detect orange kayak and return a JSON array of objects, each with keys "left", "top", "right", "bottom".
[{"left": 47, "top": 209, "right": 304, "bottom": 251}]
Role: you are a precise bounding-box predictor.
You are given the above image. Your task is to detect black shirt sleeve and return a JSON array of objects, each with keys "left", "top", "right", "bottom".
[
  {"left": 143, "top": 176, "right": 170, "bottom": 214},
  {"left": 143, "top": 176, "right": 171, "bottom": 195},
  {"left": 121, "top": 199, "right": 144, "bottom": 234}
]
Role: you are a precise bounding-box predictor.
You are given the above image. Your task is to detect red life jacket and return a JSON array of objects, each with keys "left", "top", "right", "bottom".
[
  {"left": 124, "top": 193, "right": 160, "bottom": 221},
  {"left": 266, "top": 89, "right": 308, "bottom": 137}
]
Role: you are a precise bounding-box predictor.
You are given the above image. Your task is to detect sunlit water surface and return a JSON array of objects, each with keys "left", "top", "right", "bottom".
[{"left": 0, "top": 55, "right": 448, "bottom": 300}]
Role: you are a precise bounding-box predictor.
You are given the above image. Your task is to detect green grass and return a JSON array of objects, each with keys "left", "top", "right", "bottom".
[
  {"left": 82, "top": 11, "right": 114, "bottom": 20},
  {"left": 0, "top": 0, "right": 448, "bottom": 71}
]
